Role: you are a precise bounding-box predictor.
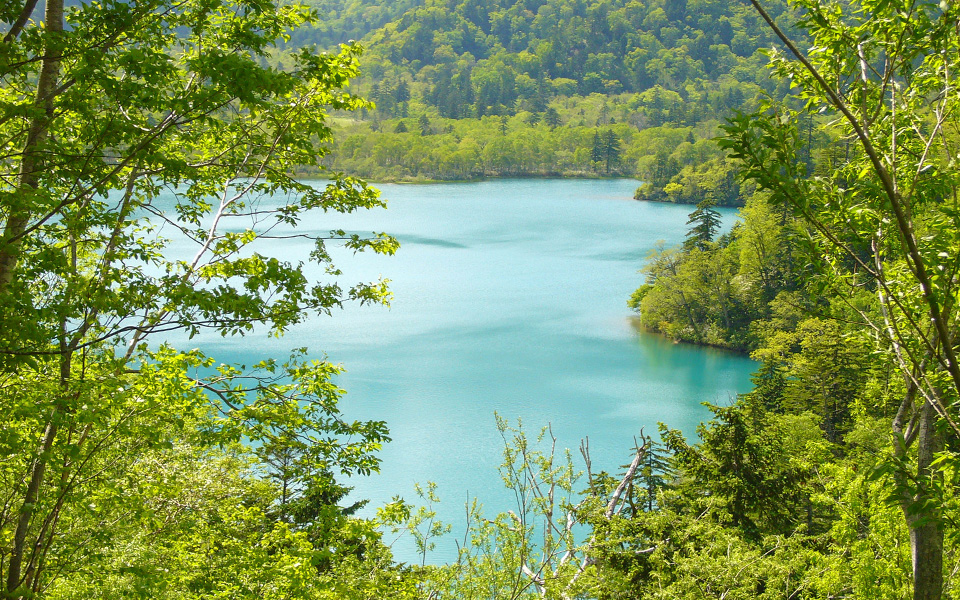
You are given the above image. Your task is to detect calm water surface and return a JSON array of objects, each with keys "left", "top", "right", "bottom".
[{"left": 184, "top": 178, "right": 756, "bottom": 563}]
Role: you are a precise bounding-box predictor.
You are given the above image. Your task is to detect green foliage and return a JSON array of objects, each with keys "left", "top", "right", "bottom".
[
  {"left": 416, "top": 417, "right": 651, "bottom": 599},
  {"left": 8, "top": 0, "right": 960, "bottom": 596},
  {"left": 634, "top": 238, "right": 751, "bottom": 348},
  {"left": 634, "top": 156, "right": 743, "bottom": 207},
  {"left": 664, "top": 397, "right": 827, "bottom": 539},
  {"left": 752, "top": 317, "right": 868, "bottom": 443},
  {"left": 40, "top": 442, "right": 416, "bottom": 600},
  {"left": 618, "top": 0, "right": 960, "bottom": 594},
  {"left": 327, "top": 106, "right": 660, "bottom": 180},
  {"left": 344, "top": 0, "right": 791, "bottom": 115},
  {"left": 0, "top": 0, "right": 411, "bottom": 595},
  {"left": 631, "top": 181, "right": 809, "bottom": 350},
  {"left": 276, "top": 0, "right": 804, "bottom": 183},
  {"left": 714, "top": 0, "right": 960, "bottom": 596},
  {"left": 378, "top": 482, "right": 452, "bottom": 569},
  {"left": 683, "top": 197, "right": 722, "bottom": 251}
]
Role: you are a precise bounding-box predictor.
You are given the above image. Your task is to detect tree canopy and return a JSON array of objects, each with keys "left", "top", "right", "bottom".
[
  {"left": 0, "top": 0, "right": 406, "bottom": 596},
  {"left": 631, "top": 0, "right": 960, "bottom": 598},
  {"left": 6, "top": 0, "right": 960, "bottom": 598}
]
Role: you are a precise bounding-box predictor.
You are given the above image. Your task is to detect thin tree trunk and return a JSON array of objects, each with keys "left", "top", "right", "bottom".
[
  {"left": 677, "top": 289, "right": 702, "bottom": 342},
  {"left": 7, "top": 330, "right": 71, "bottom": 597},
  {"left": 6, "top": 416, "right": 58, "bottom": 596},
  {"left": 908, "top": 400, "right": 943, "bottom": 600},
  {"left": 894, "top": 384, "right": 944, "bottom": 600},
  {"left": 0, "top": 0, "right": 63, "bottom": 295},
  {"left": 2, "top": 7, "right": 66, "bottom": 588}
]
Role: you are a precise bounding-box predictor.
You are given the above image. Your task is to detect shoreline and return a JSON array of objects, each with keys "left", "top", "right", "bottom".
[
  {"left": 295, "top": 171, "right": 641, "bottom": 185},
  {"left": 627, "top": 316, "right": 752, "bottom": 356},
  {"left": 295, "top": 172, "right": 741, "bottom": 208}
]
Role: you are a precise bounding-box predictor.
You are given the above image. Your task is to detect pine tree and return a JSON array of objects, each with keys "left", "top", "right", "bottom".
[
  {"left": 394, "top": 79, "right": 410, "bottom": 103},
  {"left": 591, "top": 131, "right": 604, "bottom": 170},
  {"left": 602, "top": 129, "right": 622, "bottom": 174},
  {"left": 394, "top": 79, "right": 410, "bottom": 116},
  {"left": 684, "top": 197, "right": 722, "bottom": 251},
  {"left": 544, "top": 107, "right": 561, "bottom": 128},
  {"left": 639, "top": 436, "right": 675, "bottom": 512}
]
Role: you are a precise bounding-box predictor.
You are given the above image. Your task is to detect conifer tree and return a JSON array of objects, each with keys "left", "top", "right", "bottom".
[
  {"left": 591, "top": 131, "right": 605, "bottom": 170},
  {"left": 544, "top": 107, "right": 562, "bottom": 128},
  {"left": 602, "top": 129, "right": 622, "bottom": 174},
  {"left": 418, "top": 113, "right": 431, "bottom": 135},
  {"left": 684, "top": 197, "right": 722, "bottom": 251}
]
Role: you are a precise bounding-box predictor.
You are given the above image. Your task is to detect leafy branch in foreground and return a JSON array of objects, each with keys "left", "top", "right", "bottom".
[
  {"left": 0, "top": 0, "right": 403, "bottom": 596},
  {"left": 394, "top": 417, "right": 649, "bottom": 600},
  {"left": 721, "top": 1, "right": 960, "bottom": 598}
]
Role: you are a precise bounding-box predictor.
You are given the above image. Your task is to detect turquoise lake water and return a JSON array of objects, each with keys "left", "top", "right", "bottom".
[{"left": 173, "top": 178, "right": 757, "bottom": 563}]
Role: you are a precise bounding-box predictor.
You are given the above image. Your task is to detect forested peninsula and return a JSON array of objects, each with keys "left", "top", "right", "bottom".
[{"left": 2, "top": 0, "right": 960, "bottom": 599}]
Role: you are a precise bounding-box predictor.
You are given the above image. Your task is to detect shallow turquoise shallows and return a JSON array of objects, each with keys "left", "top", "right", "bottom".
[{"left": 184, "top": 178, "right": 757, "bottom": 564}]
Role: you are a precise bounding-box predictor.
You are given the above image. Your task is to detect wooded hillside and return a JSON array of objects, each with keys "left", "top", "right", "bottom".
[{"left": 283, "top": 0, "right": 804, "bottom": 192}]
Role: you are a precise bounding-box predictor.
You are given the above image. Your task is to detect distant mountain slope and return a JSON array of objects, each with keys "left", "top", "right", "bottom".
[
  {"left": 288, "top": 0, "right": 426, "bottom": 48},
  {"left": 345, "top": 0, "right": 793, "bottom": 117},
  {"left": 300, "top": 0, "right": 805, "bottom": 190}
]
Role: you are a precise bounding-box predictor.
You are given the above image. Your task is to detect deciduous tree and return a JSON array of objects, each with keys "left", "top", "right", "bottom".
[
  {"left": 0, "top": 0, "right": 398, "bottom": 596},
  {"left": 722, "top": 1, "right": 960, "bottom": 596}
]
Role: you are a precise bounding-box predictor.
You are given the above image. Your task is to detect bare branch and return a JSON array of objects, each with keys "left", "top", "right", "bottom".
[{"left": 605, "top": 434, "right": 646, "bottom": 519}]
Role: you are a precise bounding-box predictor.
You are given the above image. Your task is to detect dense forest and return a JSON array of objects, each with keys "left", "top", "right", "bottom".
[
  {"left": 286, "top": 0, "right": 805, "bottom": 198},
  {"left": 623, "top": 3, "right": 960, "bottom": 599},
  {"left": 1, "top": 0, "right": 959, "bottom": 599}
]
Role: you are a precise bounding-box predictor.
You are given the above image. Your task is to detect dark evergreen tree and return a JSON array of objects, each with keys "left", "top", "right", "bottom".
[
  {"left": 591, "top": 130, "right": 604, "bottom": 168},
  {"left": 663, "top": 397, "right": 808, "bottom": 540},
  {"left": 394, "top": 79, "right": 410, "bottom": 103},
  {"left": 544, "top": 106, "right": 561, "bottom": 128},
  {"left": 530, "top": 86, "right": 549, "bottom": 112},
  {"left": 664, "top": 0, "right": 688, "bottom": 22},
  {"left": 602, "top": 129, "right": 622, "bottom": 174},
  {"left": 747, "top": 360, "right": 787, "bottom": 413},
  {"left": 684, "top": 197, "right": 722, "bottom": 251},
  {"left": 638, "top": 435, "right": 674, "bottom": 512},
  {"left": 394, "top": 79, "right": 410, "bottom": 116}
]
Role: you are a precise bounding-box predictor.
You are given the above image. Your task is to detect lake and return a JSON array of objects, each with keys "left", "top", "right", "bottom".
[{"left": 186, "top": 178, "right": 757, "bottom": 564}]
